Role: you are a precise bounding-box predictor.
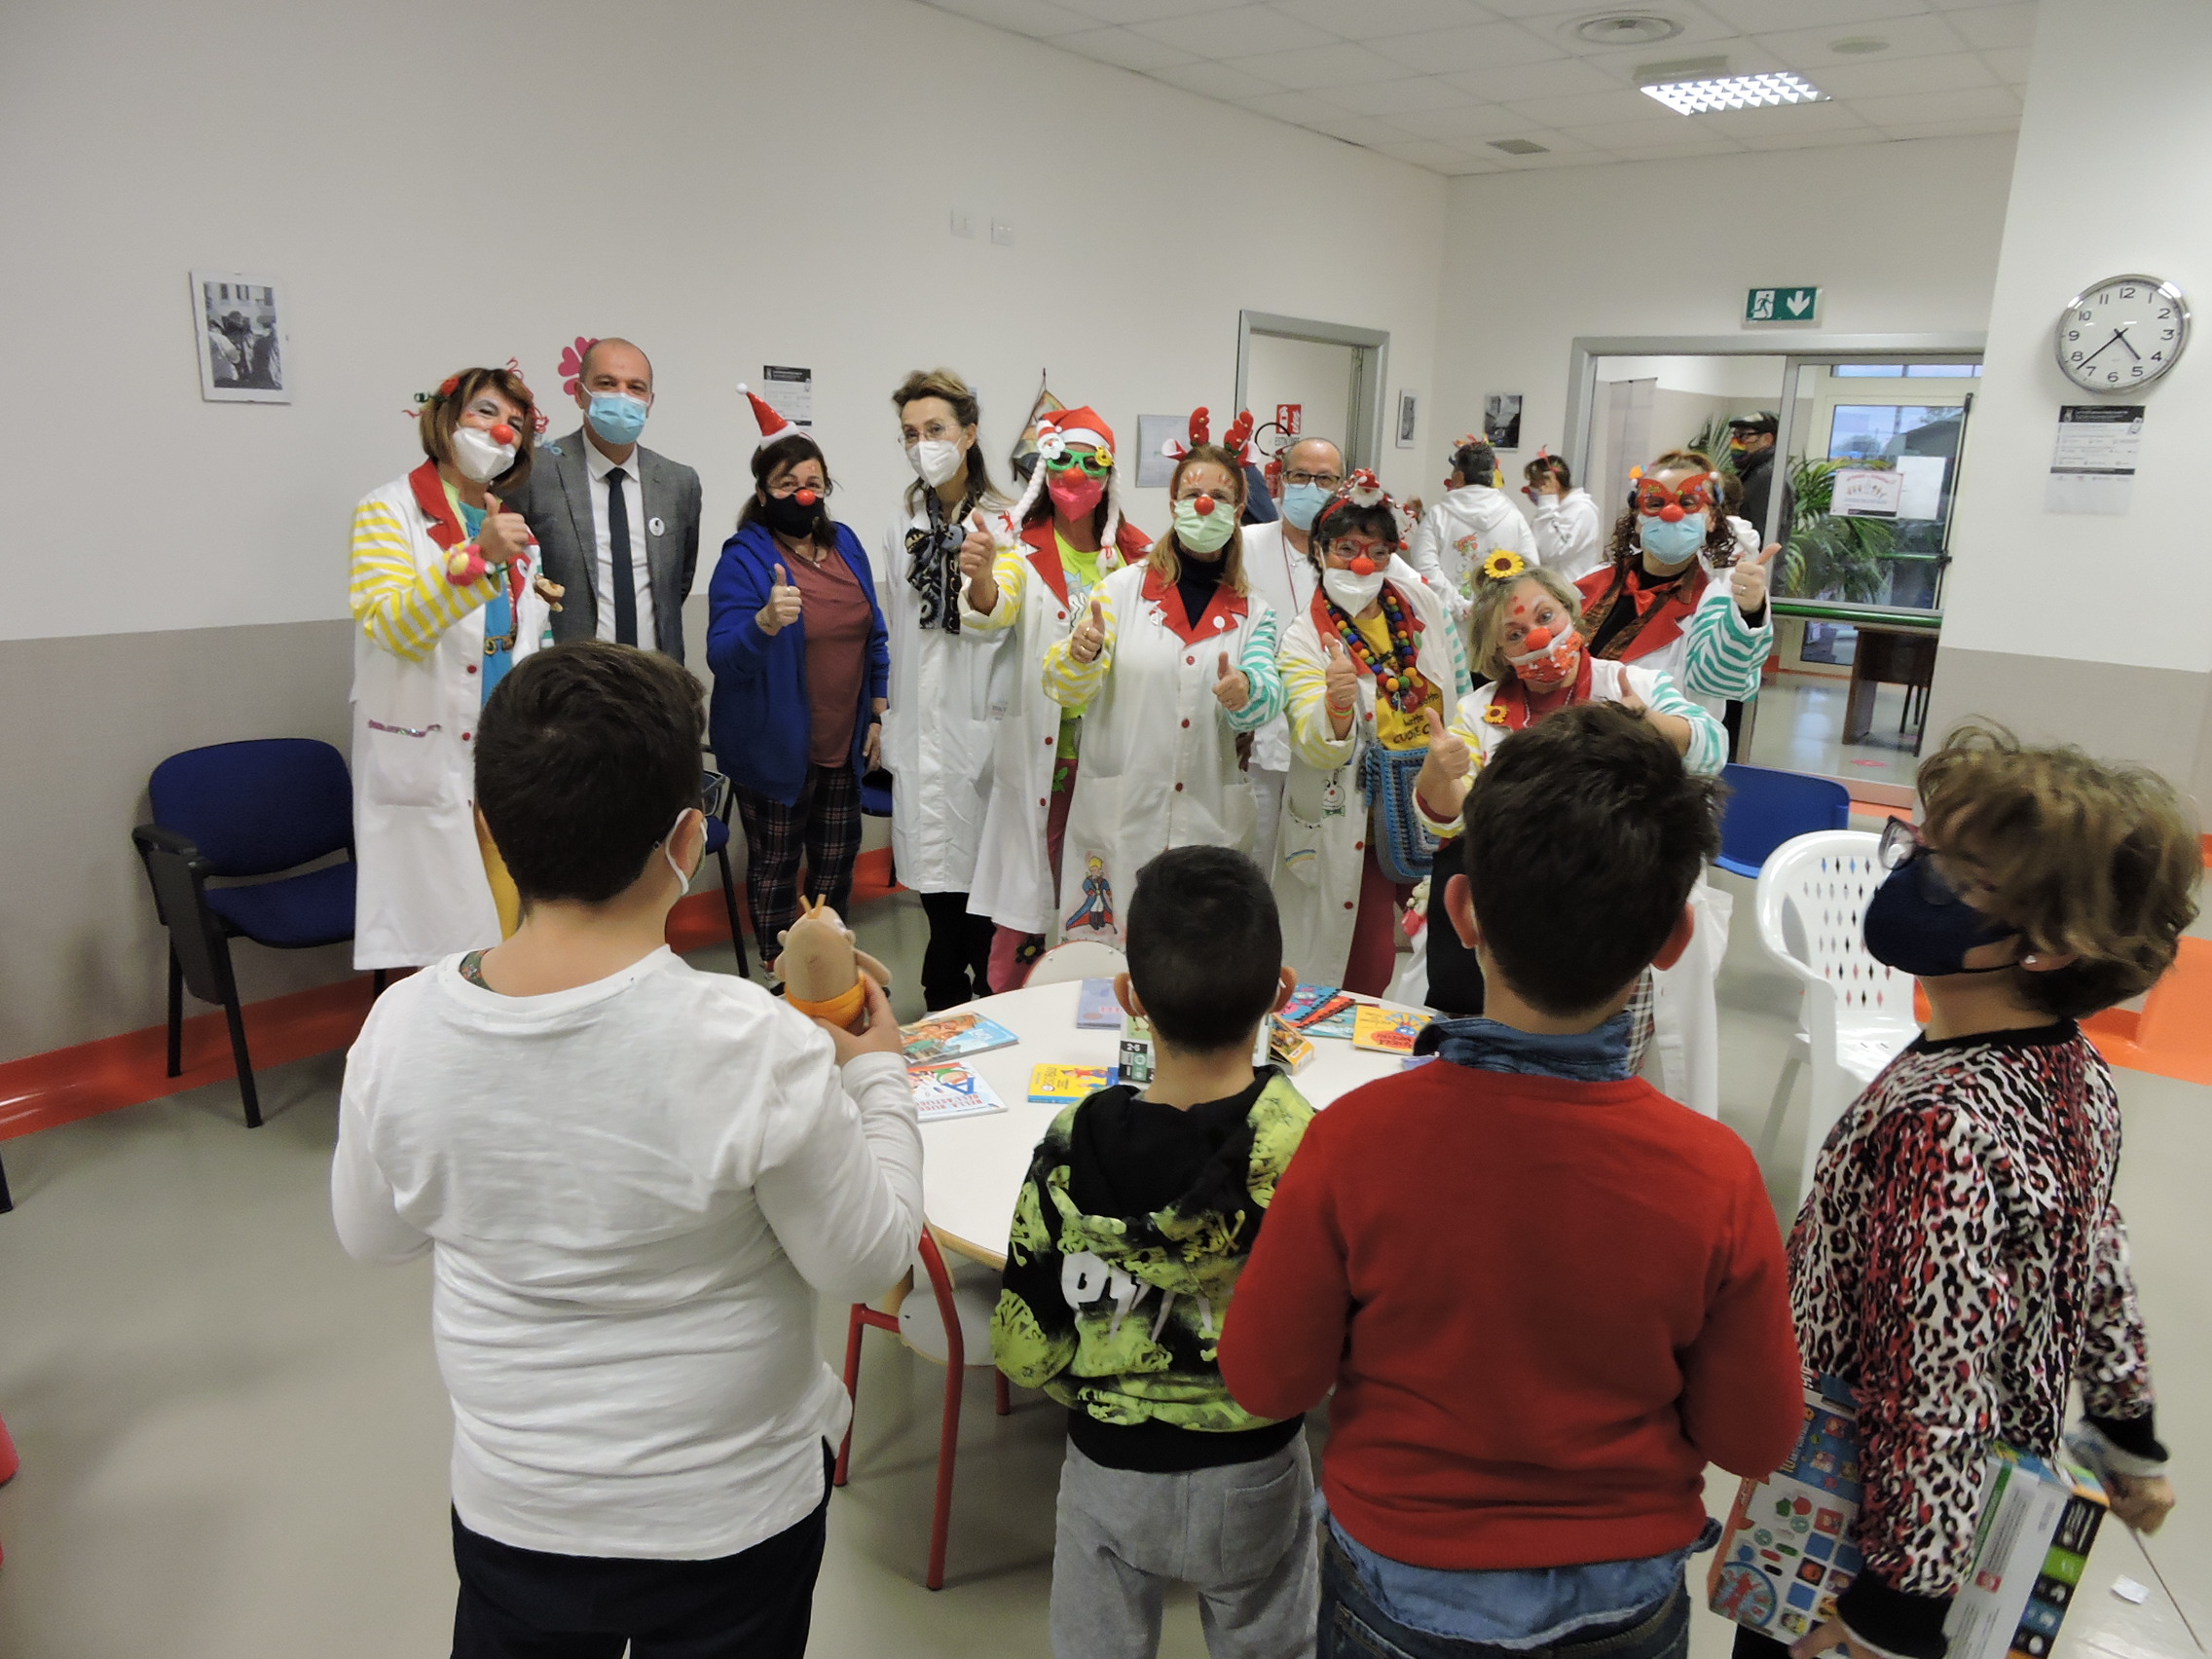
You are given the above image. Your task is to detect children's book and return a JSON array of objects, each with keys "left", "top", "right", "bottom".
[
  {"left": 1075, "top": 978, "right": 1122, "bottom": 1029},
  {"left": 1282, "top": 984, "right": 1358, "bottom": 1040},
  {"left": 900, "top": 1011, "right": 1020, "bottom": 1065},
  {"left": 1269, "top": 1016, "right": 1316, "bottom": 1073},
  {"left": 909, "top": 1060, "right": 1009, "bottom": 1123},
  {"left": 1351, "top": 1005, "right": 1431, "bottom": 1054},
  {"left": 1029, "top": 1063, "right": 1113, "bottom": 1106}
]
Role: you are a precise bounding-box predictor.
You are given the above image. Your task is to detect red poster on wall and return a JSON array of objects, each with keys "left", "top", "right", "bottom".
[{"left": 1276, "top": 403, "right": 1302, "bottom": 436}]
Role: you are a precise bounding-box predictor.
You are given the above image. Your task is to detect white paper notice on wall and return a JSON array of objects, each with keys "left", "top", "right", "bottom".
[
  {"left": 1831, "top": 467, "right": 1903, "bottom": 518},
  {"left": 2046, "top": 403, "right": 2144, "bottom": 514},
  {"left": 761, "top": 364, "right": 813, "bottom": 427}
]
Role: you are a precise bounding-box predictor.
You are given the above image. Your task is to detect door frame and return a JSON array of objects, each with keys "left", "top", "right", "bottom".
[{"left": 1236, "top": 312, "right": 1391, "bottom": 473}]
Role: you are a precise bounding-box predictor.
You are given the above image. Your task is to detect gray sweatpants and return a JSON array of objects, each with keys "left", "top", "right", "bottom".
[{"left": 1050, "top": 1434, "right": 1318, "bottom": 1659}]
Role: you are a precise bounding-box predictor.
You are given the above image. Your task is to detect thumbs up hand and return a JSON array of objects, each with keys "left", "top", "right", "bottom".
[
  {"left": 1071, "top": 599, "right": 1107, "bottom": 664},
  {"left": 959, "top": 510, "right": 1001, "bottom": 614},
  {"left": 1322, "top": 632, "right": 1360, "bottom": 711},
  {"left": 757, "top": 562, "right": 803, "bottom": 636},
  {"left": 1213, "top": 649, "right": 1251, "bottom": 713},
  {"left": 1422, "top": 704, "right": 1473, "bottom": 780},
  {"left": 1732, "top": 541, "right": 1780, "bottom": 616}
]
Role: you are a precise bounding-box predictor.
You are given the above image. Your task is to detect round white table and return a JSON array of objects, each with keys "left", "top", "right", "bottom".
[{"left": 921, "top": 978, "right": 1417, "bottom": 1268}]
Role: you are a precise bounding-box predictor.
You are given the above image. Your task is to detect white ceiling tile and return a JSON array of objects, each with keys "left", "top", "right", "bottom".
[
  {"left": 1475, "top": 0, "right": 1651, "bottom": 15},
  {"left": 1324, "top": 75, "right": 1480, "bottom": 114},
  {"left": 1146, "top": 56, "right": 1290, "bottom": 98},
  {"left": 1748, "top": 13, "right": 1972, "bottom": 69},
  {"left": 1943, "top": 2, "right": 2037, "bottom": 49},
  {"left": 1691, "top": 97, "right": 1873, "bottom": 137},
  {"left": 1812, "top": 50, "right": 1997, "bottom": 97},
  {"left": 1728, "top": 125, "right": 1893, "bottom": 152},
  {"left": 1269, "top": 0, "right": 1496, "bottom": 39},
  {"left": 1236, "top": 89, "right": 1331, "bottom": 121},
  {"left": 1298, "top": 110, "right": 1423, "bottom": 145},
  {"left": 1371, "top": 136, "right": 1480, "bottom": 168},
  {"left": 1500, "top": 86, "right": 1677, "bottom": 127},
  {"left": 1844, "top": 83, "right": 2018, "bottom": 125},
  {"left": 1572, "top": 36, "right": 1788, "bottom": 86},
  {"left": 1053, "top": 24, "right": 1197, "bottom": 70},
  {"left": 923, "top": 0, "right": 1095, "bottom": 36},
  {"left": 1391, "top": 100, "right": 1554, "bottom": 140},
  {"left": 1440, "top": 56, "right": 1626, "bottom": 100},
  {"left": 1370, "top": 19, "right": 1567, "bottom": 73},
  {"left": 1226, "top": 40, "right": 1411, "bottom": 88},
  {"left": 1076, "top": 0, "right": 1249, "bottom": 21},
  {"left": 1701, "top": 0, "right": 1926, "bottom": 27},
  {"left": 1132, "top": 5, "right": 1334, "bottom": 58},
  {"left": 1439, "top": 158, "right": 1508, "bottom": 175},
  {"left": 1593, "top": 136, "right": 1751, "bottom": 161},
  {"left": 1977, "top": 44, "right": 2031, "bottom": 83},
  {"left": 1871, "top": 116, "right": 2021, "bottom": 140},
  {"left": 1563, "top": 116, "right": 1750, "bottom": 152}
]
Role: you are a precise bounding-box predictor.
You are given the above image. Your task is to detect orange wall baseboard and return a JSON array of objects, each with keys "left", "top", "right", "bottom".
[{"left": 0, "top": 851, "right": 903, "bottom": 1146}]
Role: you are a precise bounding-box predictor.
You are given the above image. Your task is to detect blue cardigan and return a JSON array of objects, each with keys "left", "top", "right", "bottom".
[{"left": 706, "top": 520, "right": 891, "bottom": 807}]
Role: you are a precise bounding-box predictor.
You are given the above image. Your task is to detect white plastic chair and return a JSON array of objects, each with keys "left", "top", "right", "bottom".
[
  {"left": 1026, "top": 940, "right": 1126, "bottom": 987},
  {"left": 1753, "top": 830, "right": 1920, "bottom": 1211}
]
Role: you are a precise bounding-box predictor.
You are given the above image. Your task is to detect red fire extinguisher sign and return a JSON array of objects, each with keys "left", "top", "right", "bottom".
[{"left": 1276, "top": 403, "right": 1302, "bottom": 436}]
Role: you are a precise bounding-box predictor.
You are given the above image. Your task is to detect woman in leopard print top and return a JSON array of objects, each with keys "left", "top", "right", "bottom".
[{"left": 1770, "top": 727, "right": 2197, "bottom": 1659}]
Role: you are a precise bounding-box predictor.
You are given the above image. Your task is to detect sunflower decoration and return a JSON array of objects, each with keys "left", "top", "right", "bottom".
[
  {"left": 1481, "top": 703, "right": 1510, "bottom": 727},
  {"left": 1481, "top": 550, "right": 1528, "bottom": 582}
]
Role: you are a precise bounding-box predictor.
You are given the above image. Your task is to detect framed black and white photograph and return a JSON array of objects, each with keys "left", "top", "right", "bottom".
[
  {"left": 1484, "top": 392, "right": 1523, "bottom": 451},
  {"left": 192, "top": 271, "right": 288, "bottom": 402},
  {"left": 1395, "top": 390, "right": 1418, "bottom": 449}
]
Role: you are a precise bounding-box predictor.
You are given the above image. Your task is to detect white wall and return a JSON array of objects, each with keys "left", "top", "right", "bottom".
[
  {"left": 1430, "top": 134, "right": 2018, "bottom": 491},
  {"left": 1598, "top": 355, "right": 1787, "bottom": 400},
  {"left": 0, "top": 0, "right": 1446, "bottom": 645},
  {"left": 1936, "top": 0, "right": 2212, "bottom": 675}
]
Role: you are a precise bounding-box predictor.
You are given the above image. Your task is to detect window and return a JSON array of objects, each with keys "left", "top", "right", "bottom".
[
  {"left": 1830, "top": 363, "right": 1981, "bottom": 379},
  {"left": 1827, "top": 405, "right": 1964, "bottom": 461}
]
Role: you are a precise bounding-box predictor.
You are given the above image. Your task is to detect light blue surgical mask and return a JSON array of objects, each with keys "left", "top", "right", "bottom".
[
  {"left": 586, "top": 391, "right": 649, "bottom": 445},
  {"left": 1637, "top": 513, "right": 1707, "bottom": 566},
  {"left": 1280, "top": 482, "right": 1330, "bottom": 532}
]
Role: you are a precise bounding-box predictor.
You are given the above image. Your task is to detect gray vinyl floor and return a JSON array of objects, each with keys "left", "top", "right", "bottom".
[{"left": 0, "top": 871, "right": 2203, "bottom": 1657}]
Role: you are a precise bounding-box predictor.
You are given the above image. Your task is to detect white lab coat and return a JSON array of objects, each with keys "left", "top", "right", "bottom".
[
  {"left": 875, "top": 501, "right": 1008, "bottom": 895},
  {"left": 350, "top": 474, "right": 552, "bottom": 970},
  {"left": 1272, "top": 572, "right": 1466, "bottom": 990},
  {"left": 1573, "top": 556, "right": 1773, "bottom": 725},
  {"left": 1043, "top": 562, "right": 1282, "bottom": 945},
  {"left": 1406, "top": 484, "right": 1537, "bottom": 618},
  {"left": 1530, "top": 487, "right": 1605, "bottom": 582}
]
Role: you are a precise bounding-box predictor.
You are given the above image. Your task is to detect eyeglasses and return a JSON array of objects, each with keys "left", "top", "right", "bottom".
[
  {"left": 1877, "top": 818, "right": 1996, "bottom": 903},
  {"left": 1283, "top": 468, "right": 1344, "bottom": 489},
  {"left": 768, "top": 477, "right": 831, "bottom": 499},
  {"left": 1325, "top": 538, "right": 1393, "bottom": 565},
  {"left": 1047, "top": 448, "right": 1112, "bottom": 477},
  {"left": 1633, "top": 477, "right": 1717, "bottom": 517},
  {"left": 902, "top": 421, "right": 962, "bottom": 442}
]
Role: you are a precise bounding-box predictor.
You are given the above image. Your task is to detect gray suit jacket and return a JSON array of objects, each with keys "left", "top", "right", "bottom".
[{"left": 517, "top": 428, "right": 704, "bottom": 663}]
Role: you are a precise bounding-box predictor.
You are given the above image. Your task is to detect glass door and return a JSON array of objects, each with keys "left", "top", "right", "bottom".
[{"left": 1744, "top": 352, "right": 1979, "bottom": 789}]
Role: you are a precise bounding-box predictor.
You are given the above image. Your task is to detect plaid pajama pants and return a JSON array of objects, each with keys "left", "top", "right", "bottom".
[{"left": 734, "top": 764, "right": 863, "bottom": 965}]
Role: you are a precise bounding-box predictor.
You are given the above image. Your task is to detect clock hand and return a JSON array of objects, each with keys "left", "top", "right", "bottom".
[
  {"left": 2077, "top": 329, "right": 2129, "bottom": 370},
  {"left": 2115, "top": 322, "right": 2142, "bottom": 361}
]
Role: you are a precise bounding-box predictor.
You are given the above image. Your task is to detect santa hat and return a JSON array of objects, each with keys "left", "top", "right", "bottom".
[
  {"left": 737, "top": 383, "right": 806, "bottom": 451},
  {"left": 1003, "top": 405, "right": 1127, "bottom": 548},
  {"left": 1311, "top": 467, "right": 1404, "bottom": 547},
  {"left": 1159, "top": 406, "right": 1256, "bottom": 465}
]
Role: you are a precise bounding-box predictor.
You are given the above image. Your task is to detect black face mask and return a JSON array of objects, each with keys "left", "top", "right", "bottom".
[
  {"left": 760, "top": 491, "right": 821, "bottom": 538},
  {"left": 1862, "top": 852, "right": 2019, "bottom": 978}
]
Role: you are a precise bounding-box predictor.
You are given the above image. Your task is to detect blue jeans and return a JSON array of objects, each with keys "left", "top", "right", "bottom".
[{"left": 1318, "top": 1533, "right": 1689, "bottom": 1659}]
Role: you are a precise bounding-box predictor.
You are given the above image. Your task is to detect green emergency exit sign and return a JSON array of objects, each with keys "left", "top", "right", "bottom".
[{"left": 1747, "top": 285, "right": 1820, "bottom": 323}]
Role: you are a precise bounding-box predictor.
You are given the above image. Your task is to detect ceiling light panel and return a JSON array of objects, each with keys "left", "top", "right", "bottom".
[{"left": 1641, "top": 70, "right": 1829, "bottom": 112}]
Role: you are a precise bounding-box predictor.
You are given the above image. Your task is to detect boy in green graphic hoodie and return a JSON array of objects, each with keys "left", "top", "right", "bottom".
[{"left": 992, "top": 845, "right": 1314, "bottom": 1659}]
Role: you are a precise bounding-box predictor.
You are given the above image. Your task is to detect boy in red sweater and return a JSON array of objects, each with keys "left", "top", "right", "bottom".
[{"left": 1220, "top": 703, "right": 1803, "bottom": 1659}]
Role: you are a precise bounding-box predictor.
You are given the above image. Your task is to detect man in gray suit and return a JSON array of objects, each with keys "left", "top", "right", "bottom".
[{"left": 518, "top": 337, "right": 703, "bottom": 662}]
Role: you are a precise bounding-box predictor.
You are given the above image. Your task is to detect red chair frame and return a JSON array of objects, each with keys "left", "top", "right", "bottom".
[{"left": 834, "top": 1230, "right": 1010, "bottom": 1590}]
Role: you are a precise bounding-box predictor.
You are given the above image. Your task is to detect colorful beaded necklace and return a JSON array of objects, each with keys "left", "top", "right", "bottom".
[{"left": 1325, "top": 583, "right": 1428, "bottom": 715}]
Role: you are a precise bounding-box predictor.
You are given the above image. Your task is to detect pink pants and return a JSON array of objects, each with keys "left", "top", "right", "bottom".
[
  {"left": 988, "top": 761, "right": 1078, "bottom": 994},
  {"left": 1344, "top": 843, "right": 1414, "bottom": 999}
]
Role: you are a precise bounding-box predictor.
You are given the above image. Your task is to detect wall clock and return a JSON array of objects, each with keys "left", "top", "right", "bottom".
[{"left": 2056, "top": 275, "right": 2189, "bottom": 391}]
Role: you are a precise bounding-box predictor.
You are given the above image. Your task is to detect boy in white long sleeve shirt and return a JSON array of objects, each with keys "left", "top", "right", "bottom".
[{"left": 332, "top": 639, "right": 921, "bottom": 1659}]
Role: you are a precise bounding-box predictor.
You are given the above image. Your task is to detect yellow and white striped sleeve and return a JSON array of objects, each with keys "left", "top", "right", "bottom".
[
  {"left": 959, "top": 538, "right": 1029, "bottom": 634},
  {"left": 1041, "top": 576, "right": 1117, "bottom": 708},
  {"left": 349, "top": 499, "right": 497, "bottom": 663},
  {"left": 1281, "top": 626, "right": 1357, "bottom": 771},
  {"left": 1414, "top": 690, "right": 1489, "bottom": 840}
]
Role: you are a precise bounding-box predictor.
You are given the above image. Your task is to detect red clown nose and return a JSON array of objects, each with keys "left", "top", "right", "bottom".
[
  {"left": 795, "top": 490, "right": 819, "bottom": 507},
  {"left": 1350, "top": 556, "right": 1377, "bottom": 576},
  {"left": 1194, "top": 494, "right": 1215, "bottom": 515},
  {"left": 1659, "top": 503, "right": 1684, "bottom": 523},
  {"left": 1526, "top": 626, "right": 1554, "bottom": 650},
  {"left": 489, "top": 424, "right": 516, "bottom": 446}
]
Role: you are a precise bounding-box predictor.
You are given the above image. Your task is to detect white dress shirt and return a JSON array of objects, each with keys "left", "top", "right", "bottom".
[{"left": 583, "top": 435, "right": 656, "bottom": 648}]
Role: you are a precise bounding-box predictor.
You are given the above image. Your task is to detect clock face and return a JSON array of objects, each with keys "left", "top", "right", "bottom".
[{"left": 2056, "top": 275, "right": 2190, "bottom": 391}]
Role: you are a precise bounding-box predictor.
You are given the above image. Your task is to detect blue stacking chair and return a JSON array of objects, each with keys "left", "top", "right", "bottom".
[
  {"left": 1714, "top": 763, "right": 1853, "bottom": 879},
  {"left": 131, "top": 739, "right": 372, "bottom": 1129},
  {"left": 701, "top": 768, "right": 751, "bottom": 978}
]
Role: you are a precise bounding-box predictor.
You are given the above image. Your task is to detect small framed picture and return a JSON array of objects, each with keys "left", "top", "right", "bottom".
[
  {"left": 192, "top": 270, "right": 289, "bottom": 402},
  {"left": 1484, "top": 392, "right": 1523, "bottom": 451},
  {"left": 1395, "top": 390, "right": 1418, "bottom": 449}
]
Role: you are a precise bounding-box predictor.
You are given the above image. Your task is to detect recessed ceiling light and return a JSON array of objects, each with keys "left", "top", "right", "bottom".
[
  {"left": 1490, "top": 137, "right": 1551, "bottom": 154},
  {"left": 1571, "top": 14, "right": 1683, "bottom": 48},
  {"left": 1830, "top": 36, "right": 1889, "bottom": 54},
  {"left": 1641, "top": 70, "right": 1830, "bottom": 114}
]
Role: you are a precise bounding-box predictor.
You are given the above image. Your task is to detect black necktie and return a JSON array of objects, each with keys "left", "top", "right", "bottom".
[{"left": 608, "top": 466, "right": 638, "bottom": 646}]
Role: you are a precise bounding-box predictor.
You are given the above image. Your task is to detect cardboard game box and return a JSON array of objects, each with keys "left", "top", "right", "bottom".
[{"left": 1710, "top": 1380, "right": 2107, "bottom": 1659}]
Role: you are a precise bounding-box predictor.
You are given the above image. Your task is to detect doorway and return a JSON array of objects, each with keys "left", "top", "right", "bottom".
[{"left": 1235, "top": 312, "right": 1389, "bottom": 472}]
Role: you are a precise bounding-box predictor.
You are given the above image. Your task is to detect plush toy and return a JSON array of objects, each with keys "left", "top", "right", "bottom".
[{"left": 774, "top": 899, "right": 893, "bottom": 1031}]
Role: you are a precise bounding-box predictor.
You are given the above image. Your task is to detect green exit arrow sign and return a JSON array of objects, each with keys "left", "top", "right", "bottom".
[{"left": 1747, "top": 285, "right": 1820, "bottom": 323}]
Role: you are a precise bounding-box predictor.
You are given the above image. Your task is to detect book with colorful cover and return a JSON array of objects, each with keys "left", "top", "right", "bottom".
[
  {"left": 1029, "top": 1063, "right": 1113, "bottom": 1106},
  {"left": 909, "top": 1060, "right": 1009, "bottom": 1123},
  {"left": 1282, "top": 984, "right": 1358, "bottom": 1040},
  {"left": 900, "top": 1011, "right": 1019, "bottom": 1065},
  {"left": 1269, "top": 1016, "right": 1316, "bottom": 1073},
  {"left": 1351, "top": 1005, "right": 1431, "bottom": 1054},
  {"left": 1075, "top": 978, "right": 1122, "bottom": 1029}
]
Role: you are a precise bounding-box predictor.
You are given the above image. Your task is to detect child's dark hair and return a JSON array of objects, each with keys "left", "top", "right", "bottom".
[
  {"left": 475, "top": 641, "right": 706, "bottom": 905},
  {"left": 1459, "top": 703, "right": 1721, "bottom": 1016},
  {"left": 1125, "top": 846, "right": 1282, "bottom": 1053}
]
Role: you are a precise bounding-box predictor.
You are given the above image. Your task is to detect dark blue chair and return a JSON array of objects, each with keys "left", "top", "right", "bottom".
[
  {"left": 701, "top": 768, "right": 751, "bottom": 978},
  {"left": 131, "top": 739, "right": 372, "bottom": 1129},
  {"left": 1715, "top": 763, "right": 1852, "bottom": 879}
]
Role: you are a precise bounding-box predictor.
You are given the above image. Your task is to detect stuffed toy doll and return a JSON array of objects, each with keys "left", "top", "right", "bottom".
[{"left": 773, "top": 899, "right": 893, "bottom": 1031}]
